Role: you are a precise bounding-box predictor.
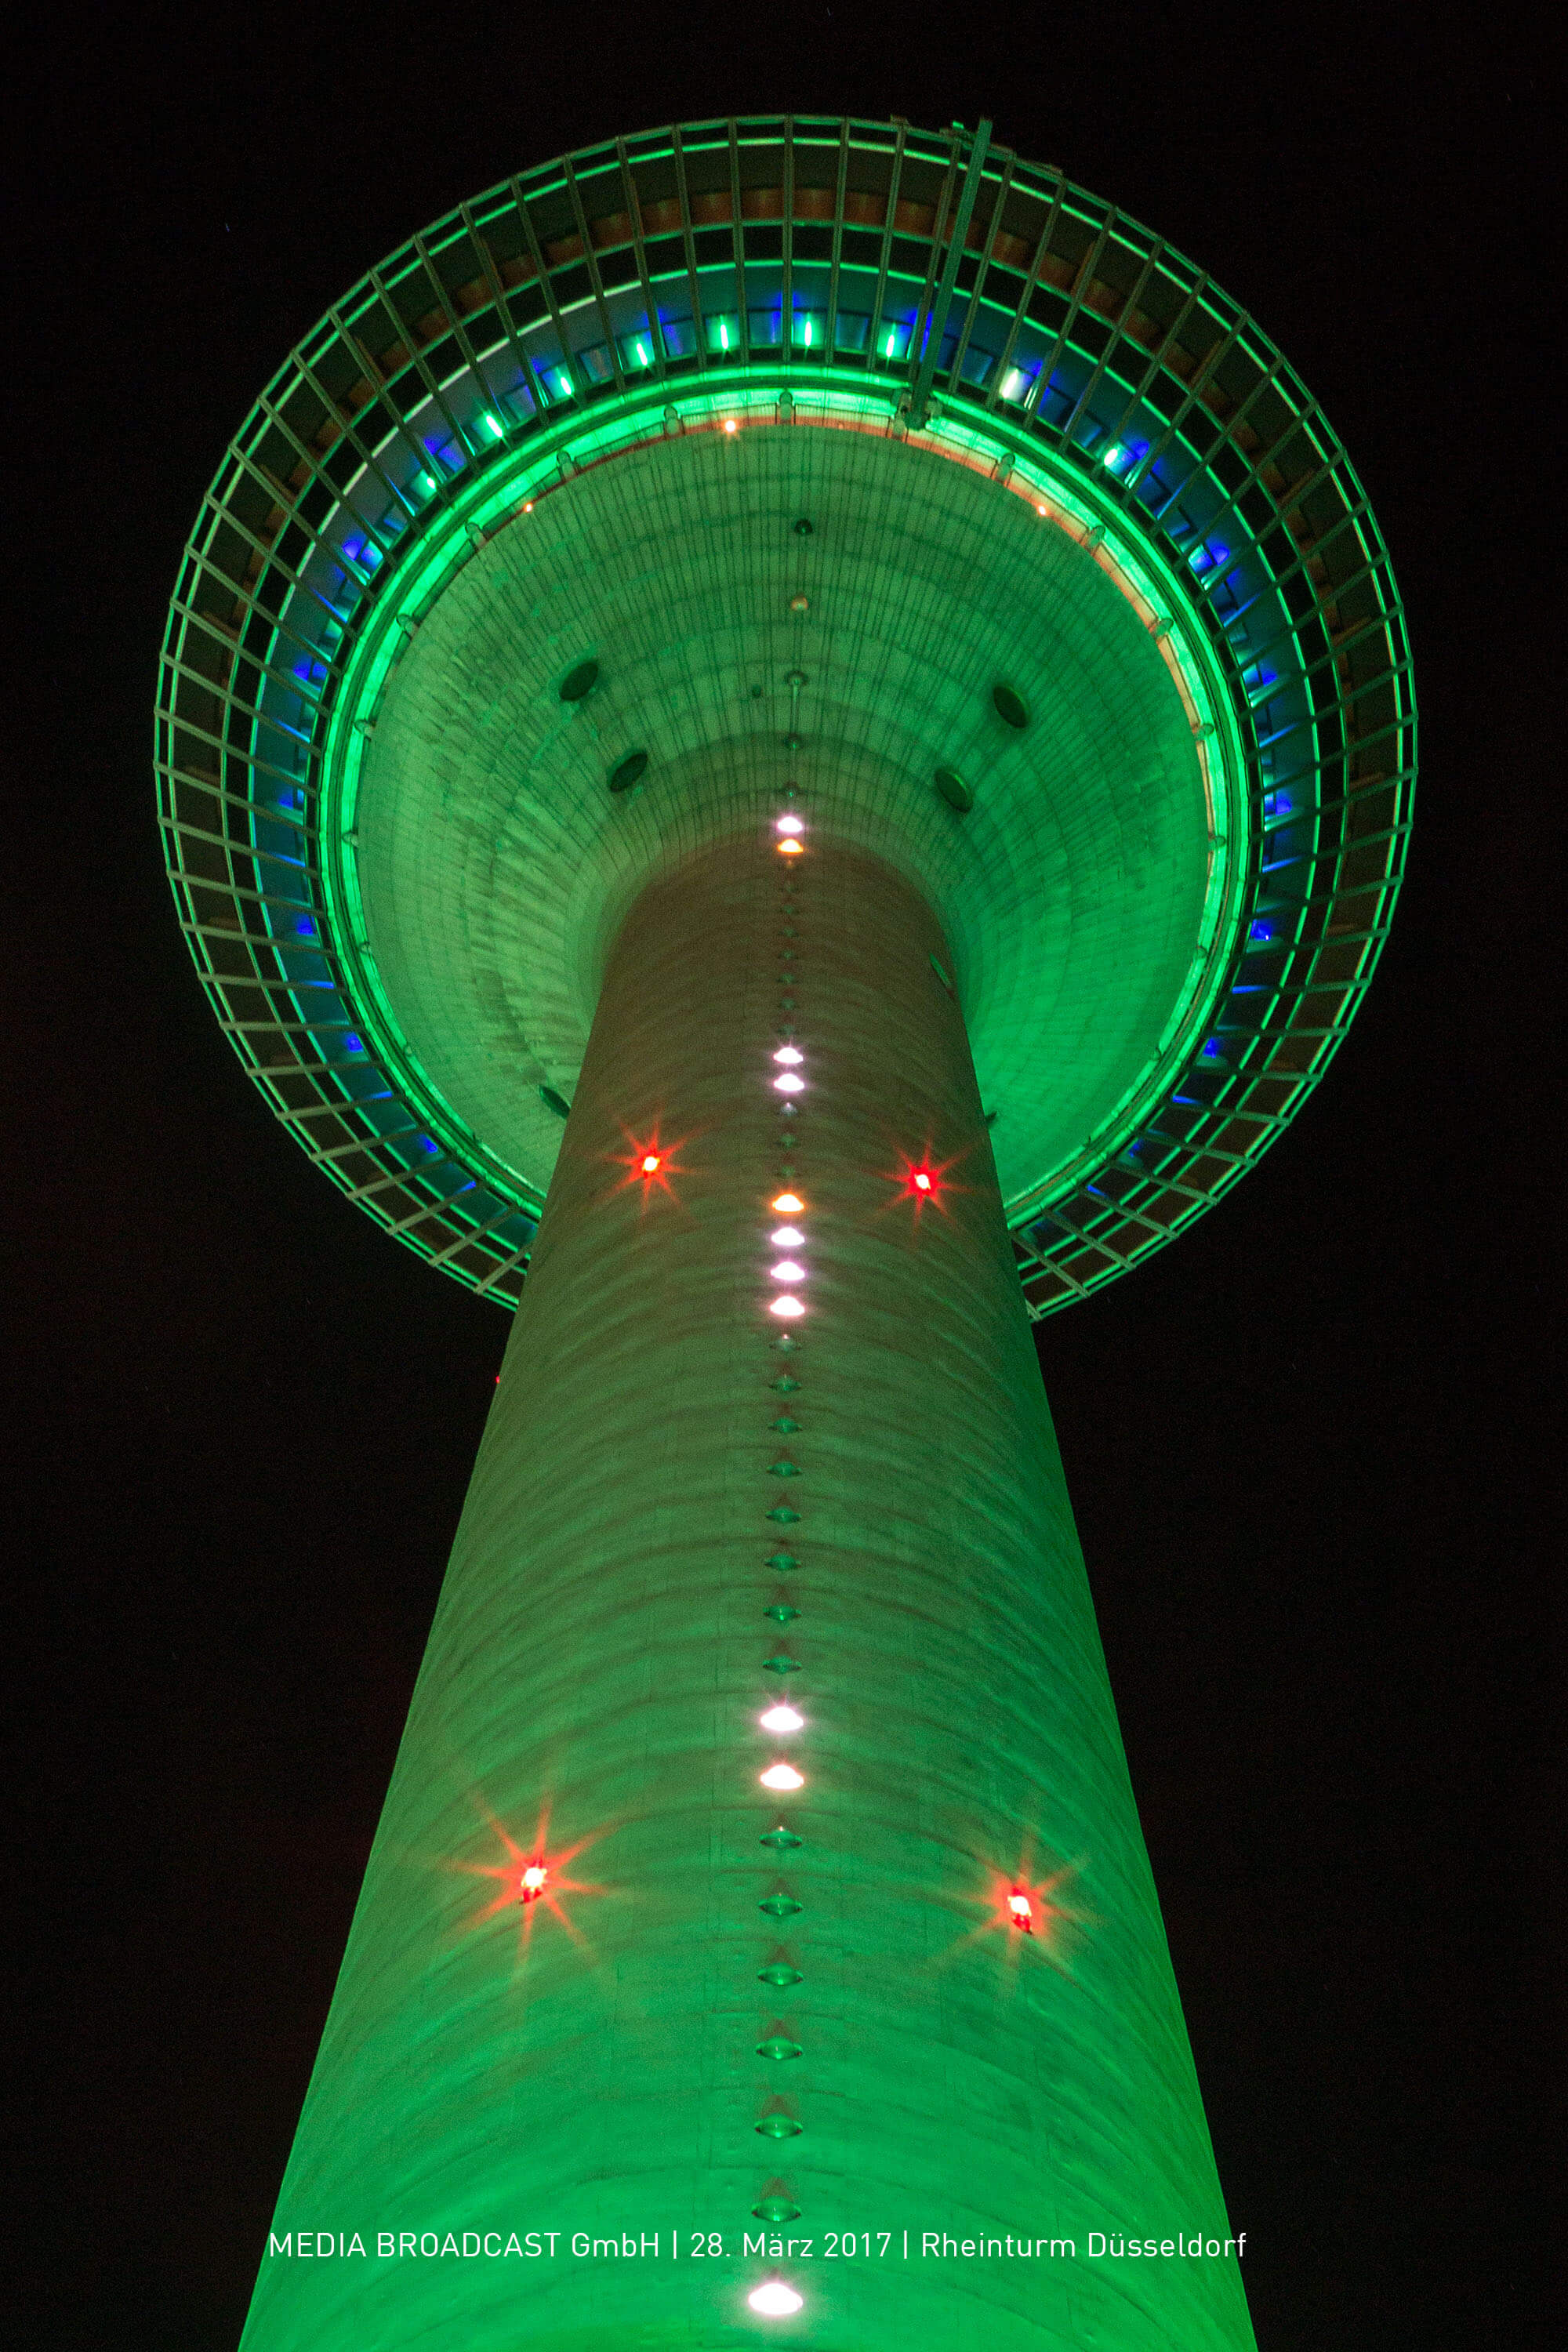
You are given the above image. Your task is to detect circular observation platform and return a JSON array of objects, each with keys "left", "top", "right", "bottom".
[{"left": 157, "top": 115, "right": 1414, "bottom": 1316}]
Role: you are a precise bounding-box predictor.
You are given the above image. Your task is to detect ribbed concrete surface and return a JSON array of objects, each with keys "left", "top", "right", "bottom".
[
  {"left": 240, "top": 833, "right": 1253, "bottom": 2352},
  {"left": 358, "top": 423, "right": 1216, "bottom": 1217}
]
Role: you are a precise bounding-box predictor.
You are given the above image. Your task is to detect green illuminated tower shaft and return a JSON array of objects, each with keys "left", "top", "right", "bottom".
[
  {"left": 156, "top": 105, "right": 1415, "bottom": 2352},
  {"left": 240, "top": 834, "right": 1253, "bottom": 2350}
]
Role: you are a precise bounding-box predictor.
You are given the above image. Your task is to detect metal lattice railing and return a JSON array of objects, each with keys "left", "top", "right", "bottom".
[{"left": 156, "top": 114, "right": 1415, "bottom": 1314}]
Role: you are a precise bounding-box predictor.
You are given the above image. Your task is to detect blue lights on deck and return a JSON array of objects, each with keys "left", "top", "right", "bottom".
[{"left": 220, "top": 219, "right": 1343, "bottom": 1312}]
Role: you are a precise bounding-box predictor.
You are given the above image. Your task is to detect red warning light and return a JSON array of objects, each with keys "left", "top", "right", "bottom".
[
  {"left": 619, "top": 1134, "right": 682, "bottom": 1192},
  {"left": 457, "top": 1810, "right": 602, "bottom": 1943},
  {"left": 884, "top": 1154, "right": 957, "bottom": 1216},
  {"left": 1007, "top": 1889, "right": 1034, "bottom": 1933}
]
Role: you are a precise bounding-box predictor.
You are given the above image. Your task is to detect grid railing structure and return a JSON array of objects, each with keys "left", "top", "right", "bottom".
[{"left": 156, "top": 114, "right": 1414, "bottom": 1316}]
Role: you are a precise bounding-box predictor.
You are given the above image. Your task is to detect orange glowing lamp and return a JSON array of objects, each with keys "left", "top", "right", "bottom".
[
  {"left": 1007, "top": 1889, "right": 1034, "bottom": 1933},
  {"left": 520, "top": 1864, "right": 548, "bottom": 1904},
  {"left": 641, "top": 1153, "right": 661, "bottom": 1174}
]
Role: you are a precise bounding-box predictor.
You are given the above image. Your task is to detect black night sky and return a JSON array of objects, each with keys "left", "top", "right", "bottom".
[{"left": 9, "top": 6, "right": 1557, "bottom": 2348}]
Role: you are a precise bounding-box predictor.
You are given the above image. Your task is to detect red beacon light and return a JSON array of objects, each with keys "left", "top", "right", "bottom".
[
  {"left": 520, "top": 1864, "right": 548, "bottom": 1904},
  {"left": 912, "top": 1169, "right": 935, "bottom": 1195},
  {"left": 1007, "top": 1889, "right": 1034, "bottom": 1933},
  {"left": 640, "top": 1153, "right": 661, "bottom": 1174}
]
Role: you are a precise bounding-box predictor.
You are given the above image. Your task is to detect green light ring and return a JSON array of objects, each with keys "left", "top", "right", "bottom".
[
  {"left": 318, "top": 373, "right": 1252, "bottom": 1233},
  {"left": 156, "top": 118, "right": 1414, "bottom": 1316}
]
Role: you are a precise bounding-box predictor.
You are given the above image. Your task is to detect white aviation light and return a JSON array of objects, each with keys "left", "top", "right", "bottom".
[
  {"left": 749, "top": 2281, "right": 804, "bottom": 2316},
  {"left": 760, "top": 1704, "right": 804, "bottom": 1732}
]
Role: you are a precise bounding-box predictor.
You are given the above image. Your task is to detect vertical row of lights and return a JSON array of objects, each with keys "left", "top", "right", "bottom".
[
  {"left": 768, "top": 811, "right": 807, "bottom": 1326},
  {"left": 745, "top": 804, "right": 811, "bottom": 2325},
  {"left": 760, "top": 802, "right": 808, "bottom": 1791}
]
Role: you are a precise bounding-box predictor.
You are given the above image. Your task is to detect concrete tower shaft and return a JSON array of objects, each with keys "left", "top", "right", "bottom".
[{"left": 240, "top": 833, "right": 1253, "bottom": 2351}]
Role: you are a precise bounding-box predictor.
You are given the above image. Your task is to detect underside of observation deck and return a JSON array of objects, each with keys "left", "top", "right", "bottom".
[{"left": 157, "top": 117, "right": 1414, "bottom": 1313}]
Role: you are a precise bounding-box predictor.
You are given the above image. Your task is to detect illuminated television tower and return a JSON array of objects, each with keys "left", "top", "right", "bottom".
[{"left": 157, "top": 114, "right": 1414, "bottom": 2349}]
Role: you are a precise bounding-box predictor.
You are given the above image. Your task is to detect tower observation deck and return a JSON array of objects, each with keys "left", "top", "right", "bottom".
[{"left": 157, "top": 115, "right": 1414, "bottom": 2351}]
